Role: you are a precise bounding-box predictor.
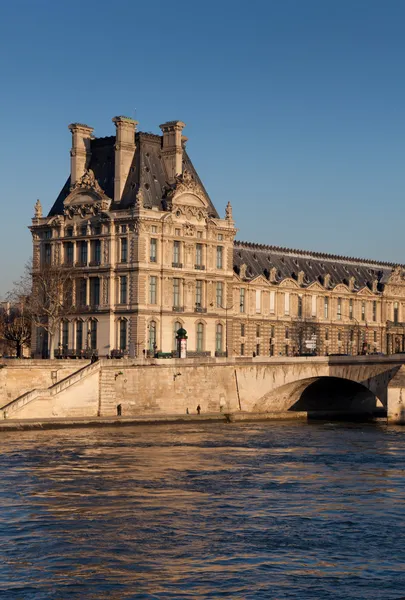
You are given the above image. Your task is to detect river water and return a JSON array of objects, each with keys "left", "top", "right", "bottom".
[{"left": 1, "top": 421, "right": 405, "bottom": 599}]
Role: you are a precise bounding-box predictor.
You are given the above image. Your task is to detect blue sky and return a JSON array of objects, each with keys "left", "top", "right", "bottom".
[{"left": 0, "top": 0, "right": 404, "bottom": 295}]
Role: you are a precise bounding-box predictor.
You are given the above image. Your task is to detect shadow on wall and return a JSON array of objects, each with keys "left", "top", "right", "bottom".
[{"left": 290, "top": 376, "right": 381, "bottom": 418}]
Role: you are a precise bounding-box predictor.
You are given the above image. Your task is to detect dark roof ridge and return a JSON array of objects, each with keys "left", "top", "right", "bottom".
[{"left": 234, "top": 240, "right": 402, "bottom": 269}]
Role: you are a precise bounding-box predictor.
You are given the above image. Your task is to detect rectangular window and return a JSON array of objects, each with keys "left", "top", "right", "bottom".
[
  {"left": 241, "top": 324, "right": 245, "bottom": 337},
  {"left": 338, "top": 330, "right": 342, "bottom": 341},
  {"left": 270, "top": 344, "right": 274, "bottom": 356},
  {"left": 394, "top": 302, "right": 399, "bottom": 324},
  {"left": 80, "top": 224, "right": 87, "bottom": 236},
  {"left": 285, "top": 327, "right": 289, "bottom": 339},
  {"left": 216, "top": 282, "right": 223, "bottom": 308},
  {"left": 284, "top": 293, "right": 290, "bottom": 316},
  {"left": 270, "top": 291, "right": 275, "bottom": 314},
  {"left": 76, "top": 321, "right": 83, "bottom": 351},
  {"left": 173, "top": 241, "right": 181, "bottom": 265},
  {"left": 216, "top": 246, "right": 223, "bottom": 269},
  {"left": 256, "top": 343, "right": 260, "bottom": 356},
  {"left": 44, "top": 243, "right": 51, "bottom": 265},
  {"left": 240, "top": 288, "right": 245, "bottom": 313},
  {"left": 271, "top": 325, "right": 275, "bottom": 338},
  {"left": 77, "top": 278, "right": 86, "bottom": 306},
  {"left": 149, "top": 276, "right": 157, "bottom": 304},
  {"left": 218, "top": 234, "right": 223, "bottom": 241},
  {"left": 65, "top": 242, "right": 73, "bottom": 265},
  {"left": 373, "top": 301, "right": 377, "bottom": 322},
  {"left": 256, "top": 290, "right": 261, "bottom": 313},
  {"left": 197, "top": 231, "right": 203, "bottom": 239},
  {"left": 90, "top": 278, "right": 100, "bottom": 306},
  {"left": 175, "top": 228, "right": 181, "bottom": 236},
  {"left": 349, "top": 299, "right": 353, "bottom": 319},
  {"left": 119, "top": 320, "right": 127, "bottom": 351},
  {"left": 150, "top": 238, "right": 157, "bottom": 262},
  {"left": 80, "top": 241, "right": 88, "bottom": 265},
  {"left": 195, "top": 280, "right": 203, "bottom": 307},
  {"left": 362, "top": 301, "right": 366, "bottom": 321},
  {"left": 337, "top": 297, "right": 342, "bottom": 320},
  {"left": 256, "top": 324, "right": 260, "bottom": 337},
  {"left": 240, "top": 343, "right": 245, "bottom": 356},
  {"left": 173, "top": 278, "right": 181, "bottom": 307},
  {"left": 151, "top": 225, "right": 157, "bottom": 233},
  {"left": 120, "top": 238, "right": 128, "bottom": 263},
  {"left": 120, "top": 276, "right": 127, "bottom": 304},
  {"left": 195, "top": 243, "right": 203, "bottom": 267},
  {"left": 311, "top": 295, "right": 317, "bottom": 317},
  {"left": 90, "top": 320, "right": 97, "bottom": 350},
  {"left": 62, "top": 321, "right": 69, "bottom": 348},
  {"left": 324, "top": 297, "right": 329, "bottom": 319},
  {"left": 374, "top": 331, "right": 377, "bottom": 342},
  {"left": 298, "top": 295, "right": 303, "bottom": 318},
  {"left": 325, "top": 329, "right": 329, "bottom": 340},
  {"left": 91, "top": 239, "right": 101, "bottom": 264},
  {"left": 44, "top": 229, "right": 52, "bottom": 239}
]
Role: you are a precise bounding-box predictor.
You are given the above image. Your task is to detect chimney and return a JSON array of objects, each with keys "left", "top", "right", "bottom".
[
  {"left": 68, "top": 123, "right": 94, "bottom": 186},
  {"left": 159, "top": 120, "right": 186, "bottom": 183},
  {"left": 112, "top": 116, "right": 137, "bottom": 203}
]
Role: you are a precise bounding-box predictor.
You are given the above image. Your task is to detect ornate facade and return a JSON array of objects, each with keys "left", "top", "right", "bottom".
[{"left": 30, "top": 116, "right": 405, "bottom": 358}]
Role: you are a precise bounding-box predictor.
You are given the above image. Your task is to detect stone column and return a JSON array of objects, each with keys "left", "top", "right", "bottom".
[
  {"left": 68, "top": 123, "right": 93, "bottom": 186},
  {"left": 112, "top": 116, "right": 137, "bottom": 203}
]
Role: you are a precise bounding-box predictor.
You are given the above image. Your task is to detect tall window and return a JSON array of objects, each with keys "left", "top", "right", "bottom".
[
  {"left": 44, "top": 243, "right": 51, "bottom": 265},
  {"left": 284, "top": 293, "right": 290, "bottom": 315},
  {"left": 216, "top": 246, "right": 223, "bottom": 269},
  {"left": 337, "top": 297, "right": 342, "bottom": 320},
  {"left": 362, "top": 301, "right": 366, "bottom": 321},
  {"left": 65, "top": 242, "right": 73, "bottom": 265},
  {"left": 90, "top": 278, "right": 100, "bottom": 306},
  {"left": 77, "top": 278, "right": 87, "bottom": 306},
  {"left": 120, "top": 238, "right": 128, "bottom": 263},
  {"left": 76, "top": 320, "right": 83, "bottom": 350},
  {"left": 149, "top": 276, "right": 157, "bottom": 304},
  {"left": 216, "top": 282, "right": 223, "bottom": 308},
  {"left": 374, "top": 331, "right": 377, "bottom": 342},
  {"left": 120, "top": 276, "right": 127, "bottom": 304},
  {"left": 349, "top": 299, "right": 353, "bottom": 319},
  {"left": 298, "top": 295, "right": 303, "bottom": 318},
  {"left": 271, "top": 325, "right": 275, "bottom": 338},
  {"left": 90, "top": 320, "right": 97, "bottom": 350},
  {"left": 325, "top": 329, "right": 329, "bottom": 341},
  {"left": 256, "top": 324, "right": 261, "bottom": 337},
  {"left": 195, "top": 280, "right": 203, "bottom": 307},
  {"left": 338, "top": 330, "right": 342, "bottom": 341},
  {"left": 173, "top": 321, "right": 181, "bottom": 351},
  {"left": 173, "top": 241, "right": 181, "bottom": 265},
  {"left": 241, "top": 323, "right": 245, "bottom": 337},
  {"left": 80, "top": 241, "right": 88, "bottom": 265},
  {"left": 173, "top": 278, "right": 181, "bottom": 307},
  {"left": 196, "top": 323, "right": 204, "bottom": 352},
  {"left": 150, "top": 238, "right": 157, "bottom": 262},
  {"left": 241, "top": 343, "right": 245, "bottom": 356},
  {"left": 215, "top": 323, "right": 223, "bottom": 352},
  {"left": 92, "top": 239, "right": 101, "bottom": 264},
  {"left": 149, "top": 321, "right": 156, "bottom": 353},
  {"left": 240, "top": 288, "right": 245, "bottom": 313},
  {"left": 62, "top": 320, "right": 69, "bottom": 349},
  {"left": 324, "top": 297, "right": 329, "bottom": 319},
  {"left": 256, "top": 290, "right": 261, "bottom": 313},
  {"left": 394, "top": 302, "right": 399, "bottom": 324},
  {"left": 373, "top": 301, "right": 377, "bottom": 322},
  {"left": 285, "top": 326, "right": 289, "bottom": 339},
  {"left": 196, "top": 244, "right": 203, "bottom": 267},
  {"left": 119, "top": 320, "right": 127, "bottom": 351}
]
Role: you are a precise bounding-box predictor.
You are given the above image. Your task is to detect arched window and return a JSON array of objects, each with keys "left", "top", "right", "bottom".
[
  {"left": 119, "top": 319, "right": 127, "bottom": 351},
  {"left": 90, "top": 319, "right": 97, "bottom": 350},
  {"left": 173, "top": 321, "right": 182, "bottom": 350},
  {"left": 76, "top": 320, "right": 83, "bottom": 351},
  {"left": 215, "top": 323, "right": 223, "bottom": 352},
  {"left": 149, "top": 321, "right": 157, "bottom": 353},
  {"left": 196, "top": 322, "right": 204, "bottom": 352}
]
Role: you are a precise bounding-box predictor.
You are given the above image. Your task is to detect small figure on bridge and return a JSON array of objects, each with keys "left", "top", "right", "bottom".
[{"left": 196, "top": 404, "right": 201, "bottom": 415}]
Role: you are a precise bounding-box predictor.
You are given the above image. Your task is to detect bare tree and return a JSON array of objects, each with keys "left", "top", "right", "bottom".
[
  {"left": 12, "top": 260, "right": 75, "bottom": 359},
  {"left": 0, "top": 303, "right": 31, "bottom": 358}
]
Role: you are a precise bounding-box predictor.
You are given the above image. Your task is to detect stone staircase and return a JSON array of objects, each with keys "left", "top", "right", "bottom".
[{"left": 2, "top": 361, "right": 101, "bottom": 419}]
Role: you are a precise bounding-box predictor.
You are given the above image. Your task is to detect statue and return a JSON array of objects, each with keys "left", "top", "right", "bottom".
[
  {"left": 34, "top": 199, "right": 42, "bottom": 218},
  {"left": 225, "top": 201, "right": 233, "bottom": 220},
  {"left": 135, "top": 188, "right": 144, "bottom": 208}
]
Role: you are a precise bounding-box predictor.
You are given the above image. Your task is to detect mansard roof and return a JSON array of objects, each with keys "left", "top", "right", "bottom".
[
  {"left": 233, "top": 240, "right": 401, "bottom": 292},
  {"left": 48, "top": 132, "right": 219, "bottom": 218}
]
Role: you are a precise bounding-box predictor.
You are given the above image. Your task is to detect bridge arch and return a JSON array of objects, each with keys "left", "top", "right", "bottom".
[{"left": 252, "top": 375, "right": 382, "bottom": 416}]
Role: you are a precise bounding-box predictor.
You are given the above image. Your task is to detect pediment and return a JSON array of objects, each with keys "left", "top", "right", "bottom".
[
  {"left": 63, "top": 170, "right": 111, "bottom": 218},
  {"left": 357, "top": 286, "right": 375, "bottom": 297},
  {"left": 250, "top": 274, "right": 270, "bottom": 287},
  {"left": 306, "top": 281, "right": 325, "bottom": 292},
  {"left": 333, "top": 283, "right": 350, "bottom": 293},
  {"left": 278, "top": 278, "right": 299, "bottom": 289}
]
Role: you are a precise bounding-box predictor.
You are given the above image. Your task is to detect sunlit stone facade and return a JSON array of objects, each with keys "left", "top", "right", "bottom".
[{"left": 30, "top": 116, "right": 405, "bottom": 358}]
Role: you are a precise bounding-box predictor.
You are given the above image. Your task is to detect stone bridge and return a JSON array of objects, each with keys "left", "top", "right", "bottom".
[{"left": 2, "top": 355, "right": 405, "bottom": 422}]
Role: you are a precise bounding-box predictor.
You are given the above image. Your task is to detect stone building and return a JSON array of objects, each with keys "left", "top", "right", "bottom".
[{"left": 30, "top": 116, "right": 405, "bottom": 358}]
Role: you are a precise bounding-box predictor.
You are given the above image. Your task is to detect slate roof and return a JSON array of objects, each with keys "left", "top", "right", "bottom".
[
  {"left": 233, "top": 241, "right": 399, "bottom": 292},
  {"left": 48, "top": 132, "right": 219, "bottom": 218}
]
